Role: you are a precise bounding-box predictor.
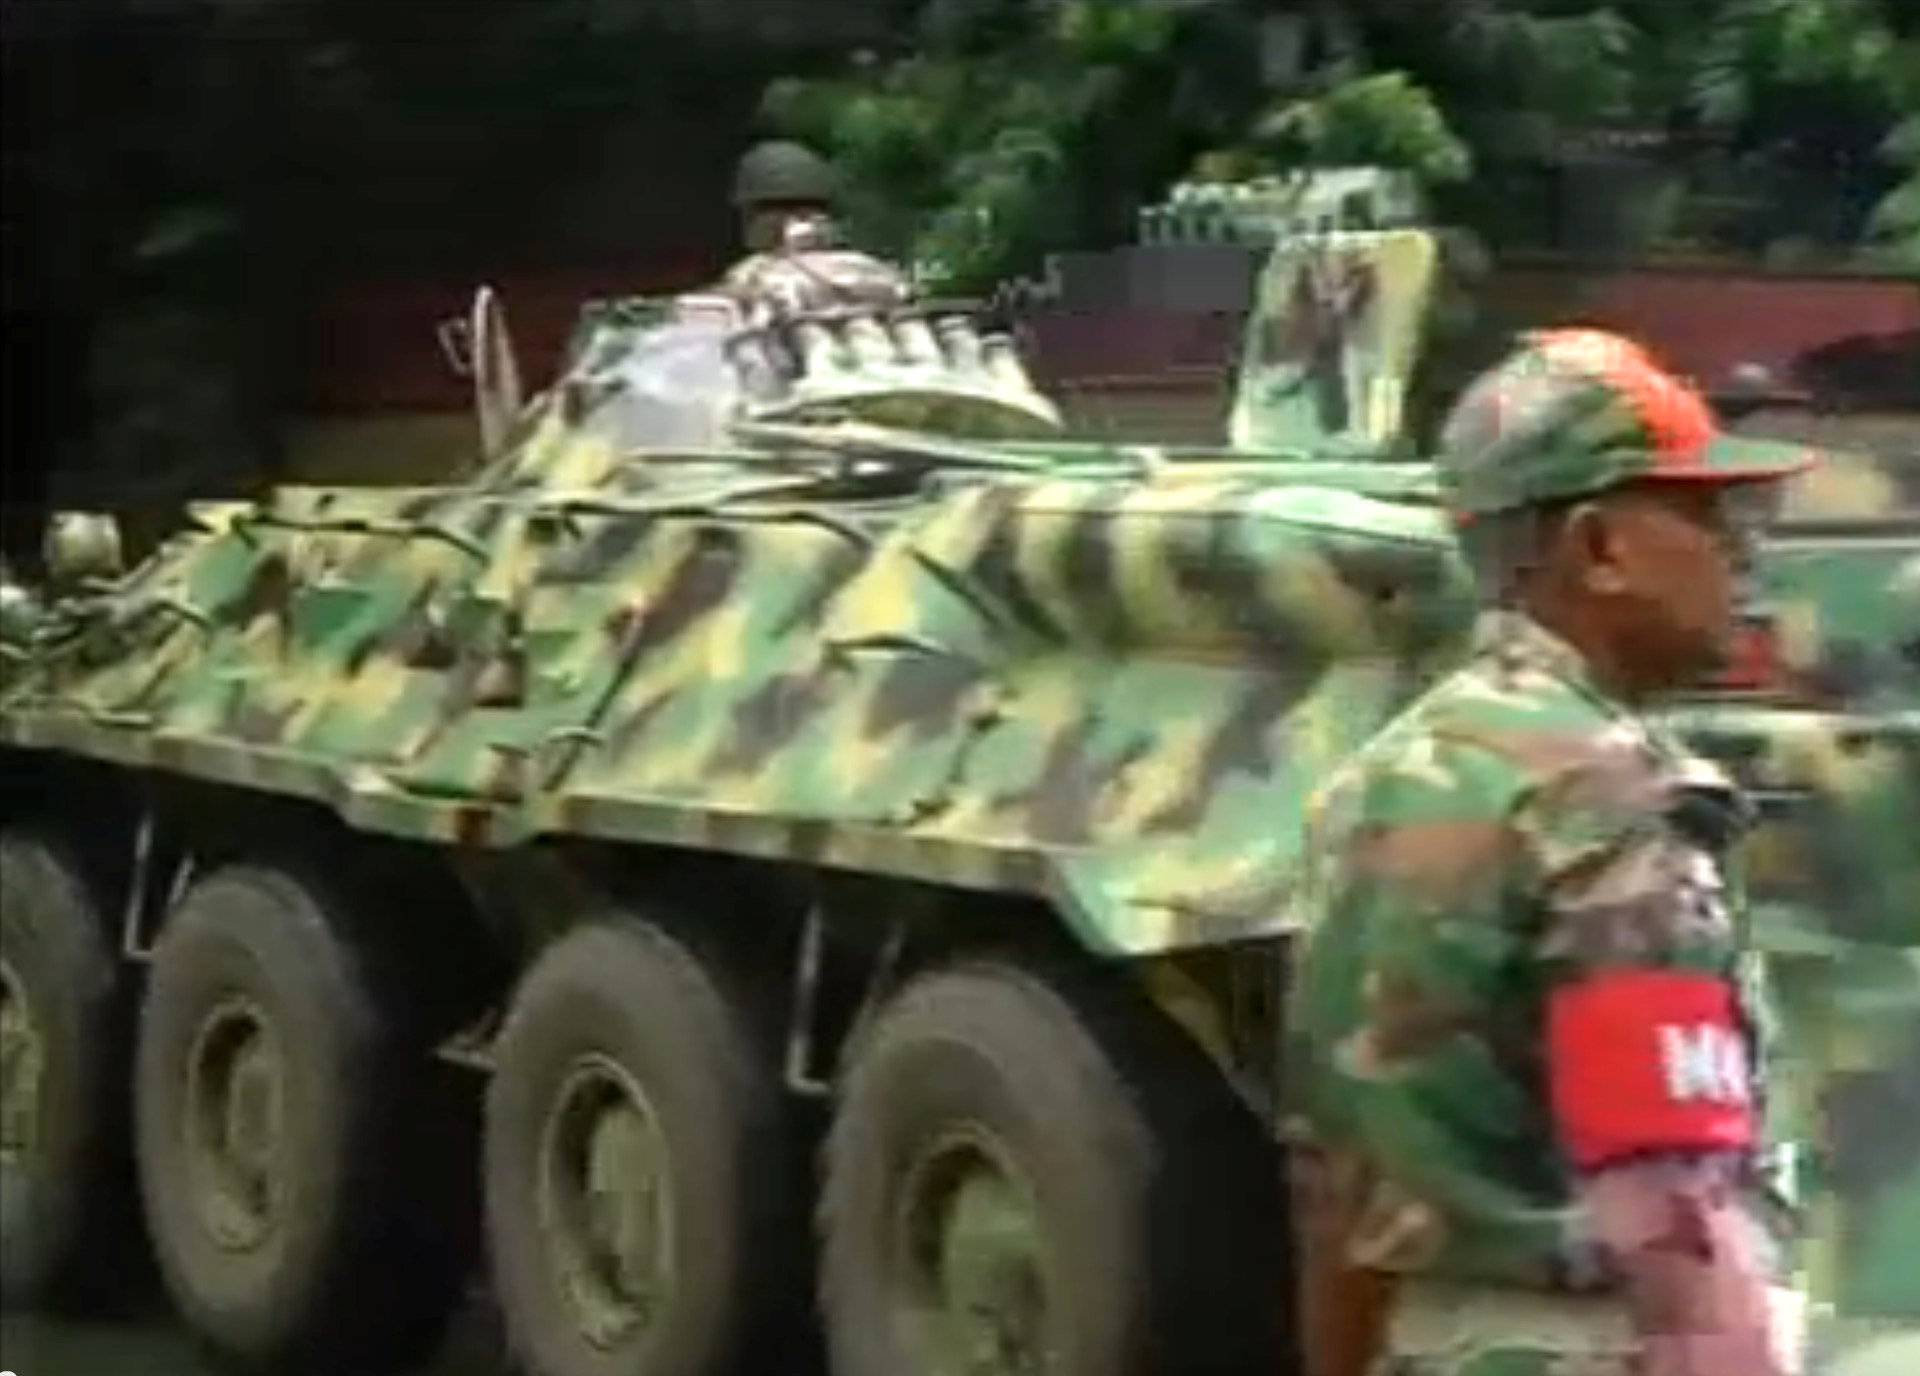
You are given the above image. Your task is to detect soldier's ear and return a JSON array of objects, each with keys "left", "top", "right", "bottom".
[{"left": 1563, "top": 500, "right": 1632, "bottom": 595}]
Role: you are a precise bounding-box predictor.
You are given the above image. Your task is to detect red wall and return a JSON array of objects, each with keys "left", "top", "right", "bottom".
[
  {"left": 1482, "top": 265, "right": 1917, "bottom": 403},
  {"left": 296, "top": 258, "right": 713, "bottom": 414},
  {"left": 295, "top": 259, "right": 1918, "bottom": 417}
]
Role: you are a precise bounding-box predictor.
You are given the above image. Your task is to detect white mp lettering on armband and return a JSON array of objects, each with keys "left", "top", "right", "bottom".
[{"left": 1658, "top": 1022, "right": 1750, "bottom": 1104}]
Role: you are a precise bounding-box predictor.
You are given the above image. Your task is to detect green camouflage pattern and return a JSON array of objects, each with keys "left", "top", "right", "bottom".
[
  {"left": 0, "top": 275, "right": 1478, "bottom": 960},
  {"left": 1438, "top": 329, "right": 1813, "bottom": 516},
  {"left": 720, "top": 217, "right": 912, "bottom": 320},
  {"left": 0, "top": 462, "right": 1472, "bottom": 957},
  {"left": 0, "top": 198, "right": 1913, "bottom": 1369},
  {"left": 1230, "top": 227, "right": 1438, "bottom": 456},
  {"left": 1663, "top": 534, "right": 1920, "bottom": 1372},
  {"left": 1289, "top": 609, "right": 1777, "bottom": 1284}
]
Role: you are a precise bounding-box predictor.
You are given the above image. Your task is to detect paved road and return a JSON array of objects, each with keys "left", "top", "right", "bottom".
[
  {"left": 0, "top": 1311, "right": 207, "bottom": 1376},
  {"left": 0, "top": 1286, "right": 510, "bottom": 1376}
]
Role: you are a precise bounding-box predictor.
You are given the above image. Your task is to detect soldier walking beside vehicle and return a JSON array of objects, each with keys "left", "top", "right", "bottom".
[{"left": 1289, "top": 328, "right": 1817, "bottom": 1376}]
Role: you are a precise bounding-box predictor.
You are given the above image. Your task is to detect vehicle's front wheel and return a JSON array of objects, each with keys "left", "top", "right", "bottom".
[
  {"left": 818, "top": 958, "right": 1287, "bottom": 1376},
  {"left": 134, "top": 861, "right": 469, "bottom": 1371},
  {"left": 0, "top": 829, "right": 133, "bottom": 1307},
  {"left": 484, "top": 914, "right": 802, "bottom": 1376}
]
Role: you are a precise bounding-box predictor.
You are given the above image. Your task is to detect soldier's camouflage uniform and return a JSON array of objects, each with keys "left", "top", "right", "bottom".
[
  {"left": 720, "top": 220, "right": 911, "bottom": 322},
  {"left": 721, "top": 140, "right": 912, "bottom": 329},
  {"left": 1293, "top": 609, "right": 1786, "bottom": 1376},
  {"left": 1290, "top": 329, "right": 1816, "bottom": 1376}
]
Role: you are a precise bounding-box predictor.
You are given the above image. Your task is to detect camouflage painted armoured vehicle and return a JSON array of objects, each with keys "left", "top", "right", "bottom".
[{"left": 1, "top": 188, "right": 1914, "bottom": 1376}]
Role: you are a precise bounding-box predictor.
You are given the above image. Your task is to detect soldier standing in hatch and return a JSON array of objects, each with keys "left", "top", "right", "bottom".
[
  {"left": 720, "top": 139, "right": 910, "bottom": 319},
  {"left": 1290, "top": 328, "right": 1817, "bottom": 1376}
]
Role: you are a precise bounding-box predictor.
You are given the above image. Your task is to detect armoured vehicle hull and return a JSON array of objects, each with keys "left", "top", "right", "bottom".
[{"left": 1, "top": 218, "right": 1914, "bottom": 1376}]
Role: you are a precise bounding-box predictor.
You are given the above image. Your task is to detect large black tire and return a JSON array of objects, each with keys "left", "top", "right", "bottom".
[
  {"left": 0, "top": 829, "right": 133, "bottom": 1307},
  {"left": 133, "top": 861, "right": 470, "bottom": 1372},
  {"left": 484, "top": 915, "right": 802, "bottom": 1376},
  {"left": 819, "top": 958, "right": 1289, "bottom": 1376}
]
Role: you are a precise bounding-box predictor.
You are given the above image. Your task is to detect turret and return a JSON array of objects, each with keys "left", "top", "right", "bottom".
[{"left": 453, "top": 284, "right": 1063, "bottom": 494}]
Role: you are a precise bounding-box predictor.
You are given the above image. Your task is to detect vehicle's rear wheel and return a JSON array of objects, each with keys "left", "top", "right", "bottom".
[
  {"left": 133, "top": 861, "right": 469, "bottom": 1372},
  {"left": 0, "top": 829, "right": 133, "bottom": 1307},
  {"left": 484, "top": 914, "right": 803, "bottom": 1376},
  {"left": 819, "top": 958, "right": 1287, "bottom": 1376}
]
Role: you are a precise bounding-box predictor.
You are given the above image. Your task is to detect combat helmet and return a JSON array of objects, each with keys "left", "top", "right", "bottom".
[{"left": 732, "top": 139, "right": 838, "bottom": 209}]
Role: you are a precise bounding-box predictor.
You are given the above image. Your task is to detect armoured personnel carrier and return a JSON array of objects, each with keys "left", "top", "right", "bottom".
[{"left": 2, "top": 185, "right": 1914, "bottom": 1376}]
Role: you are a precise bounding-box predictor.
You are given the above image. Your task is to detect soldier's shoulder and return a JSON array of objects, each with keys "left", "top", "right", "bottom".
[
  {"left": 1323, "top": 653, "right": 1625, "bottom": 821},
  {"left": 721, "top": 253, "right": 776, "bottom": 289},
  {"left": 1322, "top": 681, "right": 1531, "bottom": 820},
  {"left": 1403, "top": 648, "right": 1608, "bottom": 755},
  {"left": 1423, "top": 648, "right": 1636, "bottom": 778},
  {"left": 808, "top": 248, "right": 911, "bottom": 287},
  {"left": 812, "top": 247, "right": 898, "bottom": 270},
  {"left": 722, "top": 247, "right": 909, "bottom": 311}
]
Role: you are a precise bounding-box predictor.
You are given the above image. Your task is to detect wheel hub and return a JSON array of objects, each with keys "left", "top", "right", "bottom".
[
  {"left": 0, "top": 958, "right": 46, "bottom": 1164},
  {"left": 538, "top": 1053, "right": 673, "bottom": 1351},
  {"left": 183, "top": 996, "right": 286, "bottom": 1252},
  {"left": 898, "top": 1132, "right": 1052, "bottom": 1376}
]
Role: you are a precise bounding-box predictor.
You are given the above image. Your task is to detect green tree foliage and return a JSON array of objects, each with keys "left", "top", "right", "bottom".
[
  {"left": 1872, "top": 115, "right": 1920, "bottom": 267},
  {"left": 761, "top": 0, "right": 1227, "bottom": 290},
  {"left": 4, "top": 0, "right": 1912, "bottom": 560},
  {"left": 1686, "top": 0, "right": 1919, "bottom": 263},
  {"left": 763, "top": 0, "right": 1918, "bottom": 285},
  {"left": 1252, "top": 72, "right": 1473, "bottom": 185}
]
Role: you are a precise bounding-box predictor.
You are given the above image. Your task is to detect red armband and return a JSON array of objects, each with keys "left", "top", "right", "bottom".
[{"left": 1548, "top": 968, "right": 1754, "bottom": 1171}]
